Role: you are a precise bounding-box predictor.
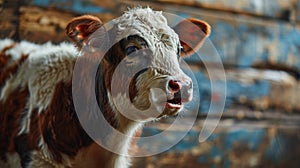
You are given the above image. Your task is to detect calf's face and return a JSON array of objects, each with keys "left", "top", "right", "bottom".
[{"left": 66, "top": 9, "right": 210, "bottom": 121}]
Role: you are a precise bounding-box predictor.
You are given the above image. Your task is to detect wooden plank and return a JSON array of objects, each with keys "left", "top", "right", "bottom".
[
  {"left": 29, "top": 0, "right": 119, "bottom": 22},
  {"left": 0, "top": 0, "right": 20, "bottom": 39},
  {"left": 225, "top": 68, "right": 300, "bottom": 112},
  {"left": 29, "top": 0, "right": 107, "bottom": 13},
  {"left": 17, "top": 5, "right": 116, "bottom": 43},
  {"left": 18, "top": 6, "right": 76, "bottom": 43},
  {"left": 189, "top": 67, "right": 300, "bottom": 112},
  {"left": 0, "top": 8, "right": 17, "bottom": 39},
  {"left": 131, "top": 0, "right": 298, "bottom": 22}
]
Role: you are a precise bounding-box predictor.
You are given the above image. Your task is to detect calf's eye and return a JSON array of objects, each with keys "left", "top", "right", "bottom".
[
  {"left": 181, "top": 47, "right": 187, "bottom": 54},
  {"left": 126, "top": 46, "right": 139, "bottom": 55}
]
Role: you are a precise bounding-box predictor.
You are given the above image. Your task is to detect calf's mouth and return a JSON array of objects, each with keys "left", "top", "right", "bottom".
[{"left": 166, "top": 91, "right": 182, "bottom": 109}]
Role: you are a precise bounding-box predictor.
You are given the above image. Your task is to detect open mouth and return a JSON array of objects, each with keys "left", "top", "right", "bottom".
[{"left": 166, "top": 92, "right": 182, "bottom": 109}]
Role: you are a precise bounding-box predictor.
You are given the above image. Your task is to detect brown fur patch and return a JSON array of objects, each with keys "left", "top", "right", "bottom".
[
  {"left": 0, "top": 88, "right": 29, "bottom": 161},
  {"left": 0, "top": 53, "right": 28, "bottom": 88},
  {"left": 0, "top": 43, "right": 15, "bottom": 85},
  {"left": 38, "top": 82, "right": 93, "bottom": 163},
  {"left": 0, "top": 43, "right": 15, "bottom": 71}
]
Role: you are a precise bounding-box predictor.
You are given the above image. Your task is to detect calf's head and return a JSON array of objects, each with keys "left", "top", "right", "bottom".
[{"left": 67, "top": 8, "right": 210, "bottom": 121}]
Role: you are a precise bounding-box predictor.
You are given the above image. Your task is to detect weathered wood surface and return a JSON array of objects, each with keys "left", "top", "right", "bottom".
[
  {"left": 140, "top": 0, "right": 299, "bottom": 22},
  {"left": 182, "top": 10, "right": 300, "bottom": 73},
  {"left": 0, "top": 0, "right": 19, "bottom": 39},
  {"left": 133, "top": 118, "right": 300, "bottom": 168},
  {"left": 191, "top": 67, "right": 300, "bottom": 113},
  {"left": 0, "top": 8, "right": 17, "bottom": 39},
  {"left": 132, "top": 106, "right": 300, "bottom": 167},
  {"left": 0, "top": 1, "right": 116, "bottom": 43},
  {"left": 19, "top": 6, "right": 75, "bottom": 43},
  {"left": 29, "top": 0, "right": 117, "bottom": 22}
]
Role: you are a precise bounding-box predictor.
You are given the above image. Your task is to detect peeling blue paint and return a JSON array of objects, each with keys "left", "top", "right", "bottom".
[
  {"left": 151, "top": 127, "right": 267, "bottom": 155},
  {"left": 31, "top": 0, "right": 109, "bottom": 14},
  {"left": 190, "top": 70, "right": 271, "bottom": 113},
  {"left": 210, "top": 145, "right": 222, "bottom": 158},
  {"left": 195, "top": 18, "right": 300, "bottom": 70},
  {"left": 226, "top": 79, "right": 270, "bottom": 100},
  {"left": 278, "top": 24, "right": 291, "bottom": 63},
  {"left": 236, "top": 24, "right": 258, "bottom": 67},
  {"left": 223, "top": 129, "right": 266, "bottom": 151},
  {"left": 279, "top": 26, "right": 300, "bottom": 69},
  {"left": 210, "top": 21, "right": 236, "bottom": 61},
  {"left": 198, "top": 155, "right": 208, "bottom": 162},
  {"left": 168, "top": 130, "right": 199, "bottom": 151},
  {"left": 140, "top": 119, "right": 300, "bottom": 167},
  {"left": 277, "top": 28, "right": 295, "bottom": 63}
]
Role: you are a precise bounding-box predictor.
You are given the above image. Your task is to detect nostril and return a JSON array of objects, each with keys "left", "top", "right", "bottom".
[{"left": 168, "top": 80, "right": 181, "bottom": 92}]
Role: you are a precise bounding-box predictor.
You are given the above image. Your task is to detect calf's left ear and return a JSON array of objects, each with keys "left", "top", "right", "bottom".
[
  {"left": 66, "top": 15, "right": 103, "bottom": 49},
  {"left": 173, "top": 18, "right": 211, "bottom": 57}
]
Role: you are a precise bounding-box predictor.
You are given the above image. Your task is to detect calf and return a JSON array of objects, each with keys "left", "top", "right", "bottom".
[{"left": 0, "top": 7, "right": 210, "bottom": 168}]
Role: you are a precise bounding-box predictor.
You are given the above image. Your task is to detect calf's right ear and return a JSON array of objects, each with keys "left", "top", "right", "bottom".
[{"left": 66, "top": 15, "right": 103, "bottom": 49}]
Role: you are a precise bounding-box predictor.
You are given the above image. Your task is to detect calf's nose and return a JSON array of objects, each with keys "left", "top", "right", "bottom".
[{"left": 168, "top": 79, "right": 193, "bottom": 102}]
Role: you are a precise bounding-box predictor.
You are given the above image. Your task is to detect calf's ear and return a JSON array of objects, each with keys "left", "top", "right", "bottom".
[
  {"left": 173, "top": 18, "right": 211, "bottom": 57},
  {"left": 66, "top": 15, "right": 103, "bottom": 49}
]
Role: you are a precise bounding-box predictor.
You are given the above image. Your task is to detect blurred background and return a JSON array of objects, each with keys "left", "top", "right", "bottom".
[{"left": 1, "top": 0, "right": 299, "bottom": 167}]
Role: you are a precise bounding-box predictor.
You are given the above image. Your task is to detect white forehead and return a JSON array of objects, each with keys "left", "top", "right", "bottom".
[{"left": 113, "top": 7, "right": 180, "bottom": 51}]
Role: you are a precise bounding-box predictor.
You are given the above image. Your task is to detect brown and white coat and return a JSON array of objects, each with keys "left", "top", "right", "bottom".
[{"left": 0, "top": 8, "right": 210, "bottom": 168}]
